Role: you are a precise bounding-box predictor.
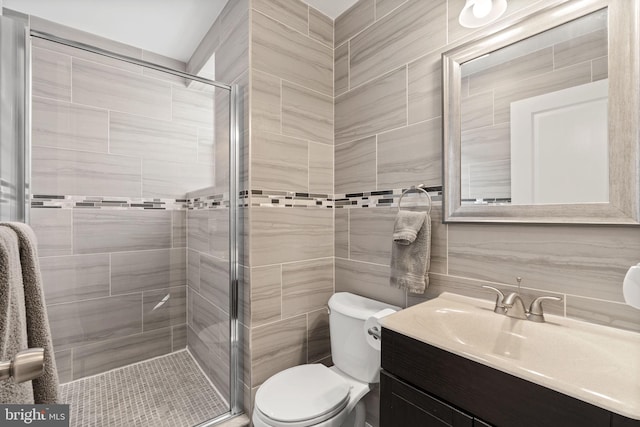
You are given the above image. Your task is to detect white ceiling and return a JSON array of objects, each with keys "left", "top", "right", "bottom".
[
  {"left": 3, "top": 0, "right": 358, "bottom": 63},
  {"left": 3, "top": 0, "right": 228, "bottom": 62},
  {"left": 301, "top": 0, "right": 358, "bottom": 19}
]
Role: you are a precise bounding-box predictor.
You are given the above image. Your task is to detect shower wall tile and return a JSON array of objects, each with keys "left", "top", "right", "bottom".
[
  {"left": 172, "top": 211, "right": 187, "bottom": 248},
  {"left": 54, "top": 350, "right": 72, "bottom": 384},
  {"left": 171, "top": 86, "right": 215, "bottom": 129},
  {"left": 39, "top": 254, "right": 110, "bottom": 305},
  {"left": 309, "top": 8, "right": 333, "bottom": 48},
  {"left": 48, "top": 293, "right": 143, "bottom": 350},
  {"left": 215, "top": 11, "right": 249, "bottom": 84},
  {"left": 376, "top": 0, "right": 408, "bottom": 19},
  {"left": 335, "top": 258, "right": 404, "bottom": 308},
  {"left": 252, "top": 132, "right": 308, "bottom": 192},
  {"left": 32, "top": 146, "right": 141, "bottom": 197},
  {"left": 73, "top": 210, "right": 171, "bottom": 254},
  {"left": 335, "top": 0, "right": 374, "bottom": 47},
  {"left": 30, "top": 209, "right": 72, "bottom": 257},
  {"left": 172, "top": 324, "right": 187, "bottom": 350},
  {"left": 253, "top": 0, "right": 309, "bottom": 34},
  {"left": 72, "top": 58, "right": 172, "bottom": 121},
  {"left": 349, "top": 208, "right": 396, "bottom": 265},
  {"left": 209, "top": 208, "right": 230, "bottom": 260},
  {"left": 111, "top": 248, "right": 186, "bottom": 294},
  {"left": 250, "top": 265, "right": 282, "bottom": 327},
  {"left": 200, "top": 254, "right": 230, "bottom": 312},
  {"left": 282, "top": 258, "right": 333, "bottom": 318},
  {"left": 407, "top": 51, "right": 442, "bottom": 124},
  {"left": 335, "top": 209, "right": 349, "bottom": 258},
  {"left": 308, "top": 142, "right": 333, "bottom": 195},
  {"left": 187, "top": 325, "right": 216, "bottom": 376},
  {"left": 252, "top": 10, "right": 332, "bottom": 96},
  {"left": 109, "top": 112, "right": 198, "bottom": 163},
  {"left": 143, "top": 286, "right": 187, "bottom": 331},
  {"left": 251, "top": 314, "right": 307, "bottom": 386},
  {"left": 334, "top": 136, "right": 376, "bottom": 194},
  {"left": 141, "top": 50, "right": 187, "bottom": 85},
  {"left": 251, "top": 207, "right": 333, "bottom": 266},
  {"left": 252, "top": 70, "right": 281, "bottom": 133},
  {"left": 335, "top": 67, "right": 406, "bottom": 145},
  {"left": 334, "top": 43, "right": 349, "bottom": 96},
  {"left": 142, "top": 159, "right": 214, "bottom": 199},
  {"left": 348, "top": 0, "right": 447, "bottom": 88},
  {"left": 72, "top": 327, "right": 172, "bottom": 379},
  {"left": 32, "top": 48, "right": 71, "bottom": 102},
  {"left": 307, "top": 308, "right": 330, "bottom": 363},
  {"left": 377, "top": 118, "right": 441, "bottom": 189},
  {"left": 197, "top": 128, "right": 215, "bottom": 164},
  {"left": 187, "top": 249, "right": 201, "bottom": 291},
  {"left": 32, "top": 97, "right": 108, "bottom": 153},
  {"left": 282, "top": 81, "right": 333, "bottom": 145},
  {"left": 187, "top": 211, "right": 209, "bottom": 254},
  {"left": 189, "top": 290, "right": 226, "bottom": 352},
  {"left": 448, "top": 224, "right": 640, "bottom": 302}
]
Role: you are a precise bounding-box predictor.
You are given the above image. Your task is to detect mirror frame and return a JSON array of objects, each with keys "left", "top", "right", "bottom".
[{"left": 442, "top": 0, "right": 640, "bottom": 224}]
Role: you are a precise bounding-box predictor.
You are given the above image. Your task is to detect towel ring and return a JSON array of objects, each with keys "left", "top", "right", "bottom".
[{"left": 398, "top": 184, "right": 433, "bottom": 214}]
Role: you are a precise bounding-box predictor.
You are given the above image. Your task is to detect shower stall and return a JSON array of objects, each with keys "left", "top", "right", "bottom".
[{"left": 0, "top": 7, "right": 242, "bottom": 427}]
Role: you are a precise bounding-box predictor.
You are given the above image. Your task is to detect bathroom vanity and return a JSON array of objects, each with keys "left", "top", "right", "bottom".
[{"left": 379, "top": 293, "right": 640, "bottom": 427}]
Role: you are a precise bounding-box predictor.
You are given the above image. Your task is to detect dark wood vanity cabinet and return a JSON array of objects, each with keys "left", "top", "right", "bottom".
[{"left": 381, "top": 328, "right": 640, "bottom": 427}]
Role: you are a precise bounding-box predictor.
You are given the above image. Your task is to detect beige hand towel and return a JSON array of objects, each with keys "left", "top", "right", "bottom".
[
  {"left": 389, "top": 211, "right": 431, "bottom": 294},
  {"left": 0, "top": 227, "right": 34, "bottom": 403},
  {"left": 0, "top": 222, "right": 58, "bottom": 404}
]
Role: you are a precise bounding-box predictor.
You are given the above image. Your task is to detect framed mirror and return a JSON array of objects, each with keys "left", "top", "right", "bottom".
[{"left": 442, "top": 0, "right": 639, "bottom": 224}]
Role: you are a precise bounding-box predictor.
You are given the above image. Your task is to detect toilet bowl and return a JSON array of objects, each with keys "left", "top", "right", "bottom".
[{"left": 252, "top": 293, "right": 400, "bottom": 427}]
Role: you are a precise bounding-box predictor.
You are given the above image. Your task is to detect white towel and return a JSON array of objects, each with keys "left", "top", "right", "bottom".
[{"left": 389, "top": 211, "right": 431, "bottom": 294}]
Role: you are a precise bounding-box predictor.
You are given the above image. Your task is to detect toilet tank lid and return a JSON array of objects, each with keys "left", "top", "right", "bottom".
[{"left": 328, "top": 292, "right": 401, "bottom": 320}]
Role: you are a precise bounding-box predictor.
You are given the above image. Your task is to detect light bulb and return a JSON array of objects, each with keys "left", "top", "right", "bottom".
[{"left": 472, "top": 0, "right": 493, "bottom": 18}]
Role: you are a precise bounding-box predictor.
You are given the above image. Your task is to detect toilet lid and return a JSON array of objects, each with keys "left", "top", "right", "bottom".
[{"left": 255, "top": 364, "right": 350, "bottom": 423}]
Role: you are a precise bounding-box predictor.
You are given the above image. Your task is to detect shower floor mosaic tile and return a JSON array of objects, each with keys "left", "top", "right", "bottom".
[{"left": 59, "top": 350, "right": 228, "bottom": 427}]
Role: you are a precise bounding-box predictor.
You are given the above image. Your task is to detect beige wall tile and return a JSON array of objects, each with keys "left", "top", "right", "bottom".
[
  {"left": 187, "top": 249, "right": 201, "bottom": 292},
  {"left": 252, "top": 10, "right": 333, "bottom": 96},
  {"left": 142, "top": 159, "right": 214, "bottom": 199},
  {"left": 461, "top": 123, "right": 510, "bottom": 168},
  {"left": 309, "top": 142, "right": 333, "bottom": 195},
  {"left": 251, "top": 70, "right": 281, "bottom": 133},
  {"left": 307, "top": 308, "right": 331, "bottom": 362},
  {"left": 253, "top": 0, "right": 309, "bottom": 34},
  {"left": 72, "top": 59, "right": 172, "bottom": 121},
  {"left": 109, "top": 112, "right": 198, "bottom": 163},
  {"left": 448, "top": 224, "right": 640, "bottom": 302},
  {"left": 32, "top": 97, "right": 108, "bottom": 153},
  {"left": 335, "top": 209, "right": 349, "bottom": 258},
  {"left": 282, "top": 81, "right": 333, "bottom": 145},
  {"left": 40, "top": 254, "right": 110, "bottom": 305},
  {"left": 252, "top": 131, "right": 308, "bottom": 192},
  {"left": 335, "top": 136, "right": 376, "bottom": 194},
  {"left": 554, "top": 29, "right": 607, "bottom": 71},
  {"left": 32, "top": 47, "right": 71, "bottom": 102},
  {"left": 172, "top": 324, "right": 187, "bottom": 350},
  {"left": 198, "top": 128, "right": 215, "bottom": 164},
  {"left": 335, "top": 0, "right": 374, "bottom": 47},
  {"left": 335, "top": 42, "right": 349, "bottom": 97},
  {"left": 30, "top": 209, "right": 72, "bottom": 257},
  {"left": 461, "top": 91, "right": 494, "bottom": 132},
  {"left": 251, "top": 207, "right": 333, "bottom": 265},
  {"left": 141, "top": 50, "right": 187, "bottom": 86},
  {"left": 209, "top": 209, "right": 231, "bottom": 260},
  {"left": 251, "top": 265, "right": 282, "bottom": 327},
  {"left": 375, "top": 0, "right": 408, "bottom": 19},
  {"left": 252, "top": 315, "right": 307, "bottom": 386},
  {"left": 335, "top": 258, "right": 404, "bottom": 307},
  {"left": 216, "top": 11, "right": 249, "bottom": 84},
  {"left": 309, "top": 7, "right": 333, "bottom": 47},
  {"left": 468, "top": 159, "right": 511, "bottom": 199},
  {"left": 172, "top": 86, "right": 215, "bottom": 128},
  {"left": 32, "top": 146, "right": 141, "bottom": 198},
  {"left": 377, "top": 118, "right": 442, "bottom": 189},
  {"left": 335, "top": 67, "right": 406, "bottom": 145},
  {"left": 349, "top": 0, "right": 447, "bottom": 87},
  {"left": 350, "top": 208, "right": 396, "bottom": 265},
  {"left": 54, "top": 350, "right": 72, "bottom": 384},
  {"left": 407, "top": 52, "right": 441, "bottom": 124},
  {"left": 566, "top": 297, "right": 640, "bottom": 333},
  {"left": 282, "top": 258, "right": 334, "bottom": 318},
  {"left": 172, "top": 211, "right": 187, "bottom": 248},
  {"left": 111, "top": 248, "right": 185, "bottom": 294},
  {"left": 591, "top": 56, "right": 608, "bottom": 81},
  {"left": 429, "top": 206, "right": 447, "bottom": 275},
  {"left": 200, "top": 254, "right": 230, "bottom": 312},
  {"left": 143, "top": 287, "right": 187, "bottom": 331}
]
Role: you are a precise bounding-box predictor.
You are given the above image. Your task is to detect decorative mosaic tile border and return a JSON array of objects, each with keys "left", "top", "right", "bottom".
[
  {"left": 334, "top": 186, "right": 442, "bottom": 209},
  {"left": 31, "top": 195, "right": 190, "bottom": 210},
  {"left": 250, "top": 190, "right": 333, "bottom": 208}
]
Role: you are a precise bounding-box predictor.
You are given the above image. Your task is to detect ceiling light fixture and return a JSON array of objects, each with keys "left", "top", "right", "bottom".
[{"left": 459, "top": 0, "right": 508, "bottom": 28}]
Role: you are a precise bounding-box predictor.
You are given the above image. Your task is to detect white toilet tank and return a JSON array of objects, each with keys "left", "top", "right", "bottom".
[{"left": 328, "top": 292, "right": 400, "bottom": 384}]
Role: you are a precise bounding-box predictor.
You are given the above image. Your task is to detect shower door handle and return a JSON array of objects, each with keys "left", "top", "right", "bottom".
[{"left": 0, "top": 348, "right": 45, "bottom": 383}]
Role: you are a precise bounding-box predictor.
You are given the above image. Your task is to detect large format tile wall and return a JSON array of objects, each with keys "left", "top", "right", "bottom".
[
  {"left": 246, "top": 0, "right": 335, "bottom": 412},
  {"left": 27, "top": 15, "right": 216, "bottom": 383}
]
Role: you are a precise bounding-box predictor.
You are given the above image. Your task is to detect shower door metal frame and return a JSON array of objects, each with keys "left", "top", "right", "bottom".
[{"left": 27, "top": 29, "right": 243, "bottom": 425}]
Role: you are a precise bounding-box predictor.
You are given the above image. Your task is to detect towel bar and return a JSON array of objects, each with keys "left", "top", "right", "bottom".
[
  {"left": 0, "top": 348, "right": 45, "bottom": 383},
  {"left": 398, "top": 184, "right": 433, "bottom": 214}
]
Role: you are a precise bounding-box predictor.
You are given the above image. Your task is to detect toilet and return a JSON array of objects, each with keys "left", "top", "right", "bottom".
[{"left": 252, "top": 292, "right": 400, "bottom": 427}]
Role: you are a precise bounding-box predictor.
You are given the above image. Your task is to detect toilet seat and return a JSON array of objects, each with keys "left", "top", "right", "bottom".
[{"left": 254, "top": 364, "right": 351, "bottom": 427}]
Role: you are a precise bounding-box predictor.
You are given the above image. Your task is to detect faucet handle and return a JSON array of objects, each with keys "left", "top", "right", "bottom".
[
  {"left": 482, "top": 285, "right": 507, "bottom": 314},
  {"left": 528, "top": 296, "right": 562, "bottom": 323}
]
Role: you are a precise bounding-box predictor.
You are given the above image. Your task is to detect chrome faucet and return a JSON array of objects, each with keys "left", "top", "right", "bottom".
[{"left": 482, "top": 286, "right": 562, "bottom": 323}]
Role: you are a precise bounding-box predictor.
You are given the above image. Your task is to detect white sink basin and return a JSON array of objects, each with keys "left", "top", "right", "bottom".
[{"left": 382, "top": 292, "right": 640, "bottom": 420}]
